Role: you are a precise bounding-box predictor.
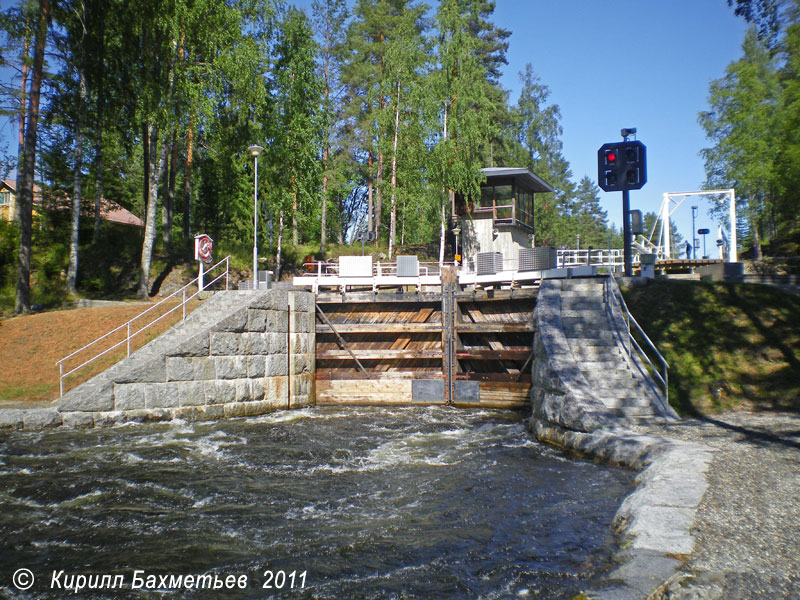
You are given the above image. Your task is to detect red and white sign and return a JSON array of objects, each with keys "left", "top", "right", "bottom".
[{"left": 194, "top": 234, "right": 213, "bottom": 263}]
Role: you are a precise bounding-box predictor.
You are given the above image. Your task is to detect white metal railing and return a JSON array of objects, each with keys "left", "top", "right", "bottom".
[
  {"left": 300, "top": 260, "right": 451, "bottom": 278},
  {"left": 56, "top": 256, "right": 230, "bottom": 397},
  {"left": 557, "top": 248, "right": 633, "bottom": 270},
  {"left": 603, "top": 274, "right": 669, "bottom": 407}
]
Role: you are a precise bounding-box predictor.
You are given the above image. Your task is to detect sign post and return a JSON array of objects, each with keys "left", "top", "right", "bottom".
[
  {"left": 194, "top": 234, "right": 214, "bottom": 292},
  {"left": 698, "top": 227, "right": 710, "bottom": 259}
]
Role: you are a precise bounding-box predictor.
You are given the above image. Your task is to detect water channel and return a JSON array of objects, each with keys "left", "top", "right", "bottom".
[{"left": 0, "top": 407, "right": 632, "bottom": 598}]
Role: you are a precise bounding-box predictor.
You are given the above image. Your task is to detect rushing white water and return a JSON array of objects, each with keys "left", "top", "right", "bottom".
[{"left": 0, "top": 407, "right": 632, "bottom": 599}]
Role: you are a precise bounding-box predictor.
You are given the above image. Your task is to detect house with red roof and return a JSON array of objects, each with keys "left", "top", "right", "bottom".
[{"left": 0, "top": 179, "right": 144, "bottom": 227}]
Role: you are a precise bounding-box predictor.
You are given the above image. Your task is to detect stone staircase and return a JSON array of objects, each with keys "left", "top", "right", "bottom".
[{"left": 559, "top": 279, "right": 664, "bottom": 422}]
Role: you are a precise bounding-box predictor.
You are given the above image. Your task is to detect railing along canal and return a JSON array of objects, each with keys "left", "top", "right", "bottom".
[
  {"left": 602, "top": 274, "right": 669, "bottom": 407},
  {"left": 56, "top": 256, "right": 230, "bottom": 397}
]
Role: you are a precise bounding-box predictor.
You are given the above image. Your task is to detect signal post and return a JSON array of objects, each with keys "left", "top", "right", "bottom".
[{"left": 597, "top": 129, "right": 647, "bottom": 276}]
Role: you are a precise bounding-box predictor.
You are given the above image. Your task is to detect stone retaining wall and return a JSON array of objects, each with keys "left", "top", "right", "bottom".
[
  {"left": 0, "top": 289, "right": 315, "bottom": 431},
  {"left": 529, "top": 278, "right": 714, "bottom": 600}
]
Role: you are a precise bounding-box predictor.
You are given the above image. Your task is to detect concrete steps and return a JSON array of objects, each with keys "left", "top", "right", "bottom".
[
  {"left": 562, "top": 321, "right": 613, "bottom": 336},
  {"left": 561, "top": 302, "right": 605, "bottom": 319},
  {"left": 570, "top": 345, "right": 623, "bottom": 360},
  {"left": 558, "top": 280, "right": 662, "bottom": 424},
  {"left": 609, "top": 406, "right": 657, "bottom": 418},
  {"left": 603, "top": 396, "right": 653, "bottom": 409},
  {"left": 566, "top": 332, "right": 617, "bottom": 345}
]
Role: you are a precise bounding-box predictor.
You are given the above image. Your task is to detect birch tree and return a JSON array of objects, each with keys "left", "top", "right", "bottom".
[
  {"left": 382, "top": 0, "right": 428, "bottom": 259},
  {"left": 432, "top": 0, "right": 496, "bottom": 264},
  {"left": 270, "top": 8, "right": 322, "bottom": 278},
  {"left": 699, "top": 28, "right": 780, "bottom": 257}
]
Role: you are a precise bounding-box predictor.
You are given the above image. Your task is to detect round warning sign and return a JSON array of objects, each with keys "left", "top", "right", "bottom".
[{"left": 195, "top": 234, "right": 213, "bottom": 262}]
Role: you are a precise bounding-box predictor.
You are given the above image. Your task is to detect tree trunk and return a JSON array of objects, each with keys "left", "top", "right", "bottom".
[
  {"left": 162, "top": 131, "right": 178, "bottom": 255},
  {"left": 67, "top": 67, "right": 87, "bottom": 296},
  {"left": 337, "top": 190, "right": 344, "bottom": 245},
  {"left": 321, "top": 147, "right": 328, "bottom": 255},
  {"left": 138, "top": 124, "right": 168, "bottom": 298},
  {"left": 438, "top": 103, "right": 448, "bottom": 267},
  {"left": 92, "top": 7, "right": 105, "bottom": 242},
  {"left": 14, "top": 24, "right": 30, "bottom": 222},
  {"left": 375, "top": 149, "right": 383, "bottom": 241},
  {"left": 439, "top": 187, "right": 446, "bottom": 267},
  {"left": 401, "top": 195, "right": 406, "bottom": 246},
  {"left": 14, "top": 0, "right": 49, "bottom": 314},
  {"left": 183, "top": 112, "right": 194, "bottom": 251},
  {"left": 367, "top": 151, "right": 373, "bottom": 234},
  {"left": 753, "top": 220, "right": 762, "bottom": 259},
  {"left": 92, "top": 113, "right": 104, "bottom": 242},
  {"left": 292, "top": 197, "right": 298, "bottom": 246},
  {"left": 275, "top": 210, "right": 284, "bottom": 281},
  {"left": 750, "top": 187, "right": 762, "bottom": 259},
  {"left": 388, "top": 81, "right": 400, "bottom": 260}
]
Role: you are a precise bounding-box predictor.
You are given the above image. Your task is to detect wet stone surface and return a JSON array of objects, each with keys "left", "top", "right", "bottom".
[{"left": 631, "top": 412, "right": 800, "bottom": 600}]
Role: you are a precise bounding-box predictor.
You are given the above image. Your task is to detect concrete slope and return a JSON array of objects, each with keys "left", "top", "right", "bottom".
[{"left": 1, "top": 290, "right": 315, "bottom": 431}]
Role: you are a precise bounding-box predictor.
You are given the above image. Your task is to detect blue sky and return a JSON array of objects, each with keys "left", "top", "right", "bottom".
[
  {"left": 488, "top": 0, "right": 748, "bottom": 245},
  {"left": 1, "top": 0, "right": 749, "bottom": 247}
]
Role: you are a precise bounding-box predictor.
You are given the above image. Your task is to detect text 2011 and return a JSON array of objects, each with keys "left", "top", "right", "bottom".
[{"left": 262, "top": 570, "right": 307, "bottom": 589}]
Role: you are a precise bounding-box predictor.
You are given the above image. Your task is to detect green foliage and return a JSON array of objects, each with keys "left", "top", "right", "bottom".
[
  {"left": 432, "top": 0, "right": 497, "bottom": 206},
  {"left": 775, "top": 4, "right": 800, "bottom": 240},
  {"left": 269, "top": 7, "right": 323, "bottom": 236},
  {"left": 624, "top": 280, "right": 800, "bottom": 414},
  {"left": 0, "top": 222, "right": 20, "bottom": 307},
  {"left": 699, "top": 28, "right": 780, "bottom": 252},
  {"left": 511, "top": 65, "right": 616, "bottom": 248},
  {"left": 3, "top": 0, "right": 640, "bottom": 305},
  {"left": 700, "top": 8, "right": 800, "bottom": 257}
]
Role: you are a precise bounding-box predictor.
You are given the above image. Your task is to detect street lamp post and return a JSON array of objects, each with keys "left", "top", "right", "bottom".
[
  {"left": 249, "top": 145, "right": 264, "bottom": 288},
  {"left": 691, "top": 205, "right": 698, "bottom": 260}
]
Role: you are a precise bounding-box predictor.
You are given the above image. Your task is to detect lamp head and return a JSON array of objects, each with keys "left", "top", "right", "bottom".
[{"left": 248, "top": 145, "right": 264, "bottom": 157}]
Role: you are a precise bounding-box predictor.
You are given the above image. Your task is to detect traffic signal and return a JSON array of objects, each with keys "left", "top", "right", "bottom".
[
  {"left": 597, "top": 141, "right": 647, "bottom": 192},
  {"left": 630, "top": 209, "right": 643, "bottom": 235}
]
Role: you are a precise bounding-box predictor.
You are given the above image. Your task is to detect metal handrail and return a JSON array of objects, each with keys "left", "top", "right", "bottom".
[
  {"left": 300, "top": 260, "right": 454, "bottom": 278},
  {"left": 56, "top": 256, "right": 230, "bottom": 397},
  {"left": 603, "top": 275, "right": 669, "bottom": 406},
  {"left": 557, "top": 248, "right": 632, "bottom": 270}
]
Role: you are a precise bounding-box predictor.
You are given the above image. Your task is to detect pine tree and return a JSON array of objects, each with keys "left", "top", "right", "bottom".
[
  {"left": 14, "top": 0, "right": 49, "bottom": 314},
  {"left": 775, "top": 2, "right": 800, "bottom": 238},
  {"left": 572, "top": 176, "right": 611, "bottom": 249},
  {"left": 312, "top": 0, "right": 348, "bottom": 255},
  {"left": 513, "top": 63, "right": 575, "bottom": 246}
]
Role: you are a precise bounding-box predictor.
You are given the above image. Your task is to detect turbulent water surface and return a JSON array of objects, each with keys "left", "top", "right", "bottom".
[{"left": 0, "top": 407, "right": 632, "bottom": 599}]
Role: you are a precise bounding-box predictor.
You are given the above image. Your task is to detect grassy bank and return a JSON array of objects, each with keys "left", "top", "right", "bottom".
[
  {"left": 0, "top": 300, "right": 202, "bottom": 404},
  {"left": 622, "top": 279, "right": 800, "bottom": 415}
]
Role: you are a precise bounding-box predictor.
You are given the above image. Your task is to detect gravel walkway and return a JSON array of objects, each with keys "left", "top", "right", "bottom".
[{"left": 630, "top": 411, "right": 800, "bottom": 600}]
